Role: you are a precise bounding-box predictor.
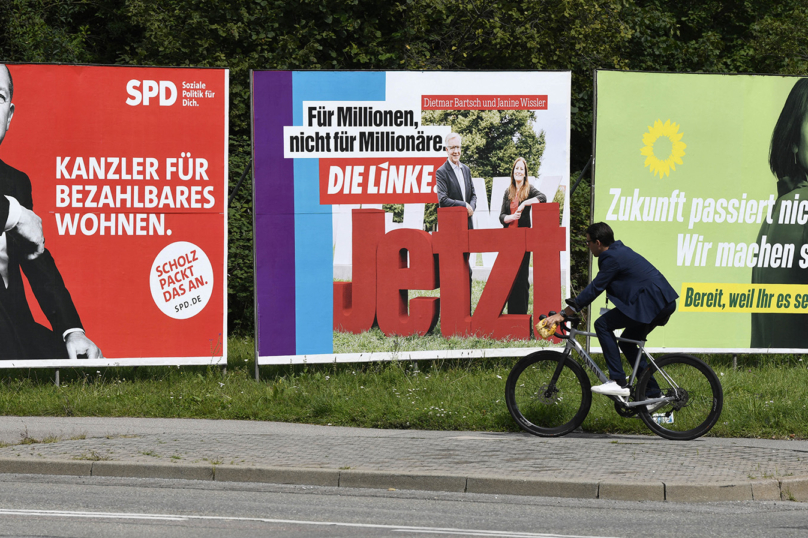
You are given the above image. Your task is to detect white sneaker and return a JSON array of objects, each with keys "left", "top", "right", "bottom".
[{"left": 591, "top": 381, "right": 630, "bottom": 397}]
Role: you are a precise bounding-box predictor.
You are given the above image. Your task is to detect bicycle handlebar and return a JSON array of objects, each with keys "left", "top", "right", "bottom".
[{"left": 539, "top": 312, "right": 580, "bottom": 340}]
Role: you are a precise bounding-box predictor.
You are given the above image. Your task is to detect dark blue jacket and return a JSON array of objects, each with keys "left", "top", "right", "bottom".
[
  {"left": 575, "top": 240, "right": 678, "bottom": 324},
  {"left": 435, "top": 160, "right": 476, "bottom": 229}
]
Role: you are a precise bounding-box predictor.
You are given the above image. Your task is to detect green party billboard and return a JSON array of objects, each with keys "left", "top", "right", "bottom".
[{"left": 594, "top": 71, "right": 808, "bottom": 352}]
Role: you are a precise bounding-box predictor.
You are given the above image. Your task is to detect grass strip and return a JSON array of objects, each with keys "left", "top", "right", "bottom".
[{"left": 0, "top": 336, "right": 804, "bottom": 439}]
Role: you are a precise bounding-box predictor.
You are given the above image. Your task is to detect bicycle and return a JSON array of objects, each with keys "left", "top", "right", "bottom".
[{"left": 505, "top": 312, "right": 723, "bottom": 440}]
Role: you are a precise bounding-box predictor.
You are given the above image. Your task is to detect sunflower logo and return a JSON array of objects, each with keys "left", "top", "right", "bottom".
[{"left": 640, "top": 120, "right": 686, "bottom": 178}]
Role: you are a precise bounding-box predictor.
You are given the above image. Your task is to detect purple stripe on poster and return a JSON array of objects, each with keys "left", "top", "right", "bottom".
[{"left": 252, "top": 71, "right": 296, "bottom": 356}]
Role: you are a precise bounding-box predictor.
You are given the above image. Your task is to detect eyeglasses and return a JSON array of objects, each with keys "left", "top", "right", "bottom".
[{"left": 447, "top": 146, "right": 461, "bottom": 150}]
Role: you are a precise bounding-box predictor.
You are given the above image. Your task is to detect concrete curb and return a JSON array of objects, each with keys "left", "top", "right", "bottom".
[
  {"left": 466, "top": 476, "right": 597, "bottom": 499},
  {"left": 598, "top": 480, "right": 665, "bottom": 502},
  {"left": 779, "top": 478, "right": 808, "bottom": 501},
  {"left": 0, "top": 458, "right": 802, "bottom": 503},
  {"left": 214, "top": 466, "right": 339, "bottom": 487},
  {"left": 0, "top": 459, "right": 92, "bottom": 477},
  {"left": 92, "top": 461, "right": 215, "bottom": 481},
  {"left": 665, "top": 482, "right": 753, "bottom": 502},
  {"left": 339, "top": 470, "right": 466, "bottom": 492}
]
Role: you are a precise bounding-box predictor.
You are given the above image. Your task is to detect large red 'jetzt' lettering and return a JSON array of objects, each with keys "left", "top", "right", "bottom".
[
  {"left": 332, "top": 205, "right": 566, "bottom": 341},
  {"left": 376, "top": 229, "right": 439, "bottom": 336},
  {"left": 469, "top": 227, "right": 531, "bottom": 340},
  {"left": 333, "top": 209, "right": 384, "bottom": 333},
  {"left": 431, "top": 207, "right": 472, "bottom": 337}
]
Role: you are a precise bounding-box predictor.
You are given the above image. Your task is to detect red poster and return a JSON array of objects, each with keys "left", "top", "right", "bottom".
[{"left": 0, "top": 64, "right": 227, "bottom": 366}]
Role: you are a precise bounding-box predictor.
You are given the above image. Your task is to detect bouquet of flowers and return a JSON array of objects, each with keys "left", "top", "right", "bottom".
[{"left": 535, "top": 318, "right": 557, "bottom": 340}]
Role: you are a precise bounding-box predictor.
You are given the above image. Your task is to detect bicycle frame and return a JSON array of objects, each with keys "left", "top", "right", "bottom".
[{"left": 556, "top": 324, "right": 676, "bottom": 409}]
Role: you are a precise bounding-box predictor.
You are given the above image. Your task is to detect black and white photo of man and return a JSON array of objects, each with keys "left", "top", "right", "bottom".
[{"left": 0, "top": 64, "right": 103, "bottom": 359}]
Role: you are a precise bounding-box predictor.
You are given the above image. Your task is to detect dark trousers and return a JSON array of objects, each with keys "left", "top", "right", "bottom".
[
  {"left": 0, "top": 321, "right": 69, "bottom": 360},
  {"left": 593, "top": 301, "right": 676, "bottom": 397},
  {"left": 507, "top": 253, "right": 531, "bottom": 315}
]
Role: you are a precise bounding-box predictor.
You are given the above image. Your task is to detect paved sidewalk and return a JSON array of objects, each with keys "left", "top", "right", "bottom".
[{"left": 0, "top": 416, "right": 806, "bottom": 502}]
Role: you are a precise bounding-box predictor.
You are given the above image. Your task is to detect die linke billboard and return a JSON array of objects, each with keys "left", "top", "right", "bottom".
[
  {"left": 594, "top": 70, "right": 808, "bottom": 352},
  {"left": 252, "top": 71, "right": 571, "bottom": 364},
  {"left": 0, "top": 64, "right": 228, "bottom": 367}
]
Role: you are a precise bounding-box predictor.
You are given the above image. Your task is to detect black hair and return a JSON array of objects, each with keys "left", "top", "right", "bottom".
[
  {"left": 770, "top": 78, "right": 808, "bottom": 180},
  {"left": 586, "top": 222, "right": 614, "bottom": 246}
]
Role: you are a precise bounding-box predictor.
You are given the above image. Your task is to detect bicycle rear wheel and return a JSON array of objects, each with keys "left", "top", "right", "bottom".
[
  {"left": 505, "top": 350, "right": 591, "bottom": 437},
  {"left": 636, "top": 354, "right": 723, "bottom": 440}
]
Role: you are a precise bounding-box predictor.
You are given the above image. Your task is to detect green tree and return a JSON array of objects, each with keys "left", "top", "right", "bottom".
[
  {"left": 0, "top": 0, "right": 94, "bottom": 63},
  {"left": 4, "top": 0, "right": 808, "bottom": 334},
  {"left": 568, "top": 172, "right": 592, "bottom": 296},
  {"left": 115, "top": 0, "right": 424, "bottom": 334},
  {"left": 750, "top": 3, "right": 808, "bottom": 75}
]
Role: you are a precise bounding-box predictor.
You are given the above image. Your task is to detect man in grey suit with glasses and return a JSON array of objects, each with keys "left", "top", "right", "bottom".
[{"left": 435, "top": 132, "right": 477, "bottom": 309}]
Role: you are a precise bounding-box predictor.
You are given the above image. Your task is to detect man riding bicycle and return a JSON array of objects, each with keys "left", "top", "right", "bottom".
[{"left": 545, "top": 223, "right": 678, "bottom": 398}]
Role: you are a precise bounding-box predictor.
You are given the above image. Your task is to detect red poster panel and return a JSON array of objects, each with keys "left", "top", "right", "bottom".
[{"left": 0, "top": 64, "right": 228, "bottom": 367}]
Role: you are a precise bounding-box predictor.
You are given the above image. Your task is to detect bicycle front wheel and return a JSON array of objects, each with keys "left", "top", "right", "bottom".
[
  {"left": 505, "top": 350, "right": 591, "bottom": 437},
  {"left": 636, "top": 354, "right": 723, "bottom": 440}
]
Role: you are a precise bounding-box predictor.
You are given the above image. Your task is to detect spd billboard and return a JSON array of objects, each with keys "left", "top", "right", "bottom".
[{"left": 0, "top": 64, "right": 228, "bottom": 366}]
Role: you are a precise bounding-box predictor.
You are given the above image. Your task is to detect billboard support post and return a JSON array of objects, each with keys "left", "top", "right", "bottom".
[
  {"left": 570, "top": 155, "right": 593, "bottom": 197},
  {"left": 228, "top": 158, "right": 253, "bottom": 207}
]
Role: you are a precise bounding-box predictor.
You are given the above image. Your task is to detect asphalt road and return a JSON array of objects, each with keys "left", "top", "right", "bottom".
[{"left": 0, "top": 474, "right": 807, "bottom": 538}]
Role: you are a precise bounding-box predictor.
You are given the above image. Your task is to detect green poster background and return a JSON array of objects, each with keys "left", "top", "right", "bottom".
[{"left": 594, "top": 70, "right": 805, "bottom": 352}]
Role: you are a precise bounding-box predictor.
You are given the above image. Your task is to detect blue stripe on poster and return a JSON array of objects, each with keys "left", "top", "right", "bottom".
[{"left": 292, "top": 72, "right": 386, "bottom": 355}]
